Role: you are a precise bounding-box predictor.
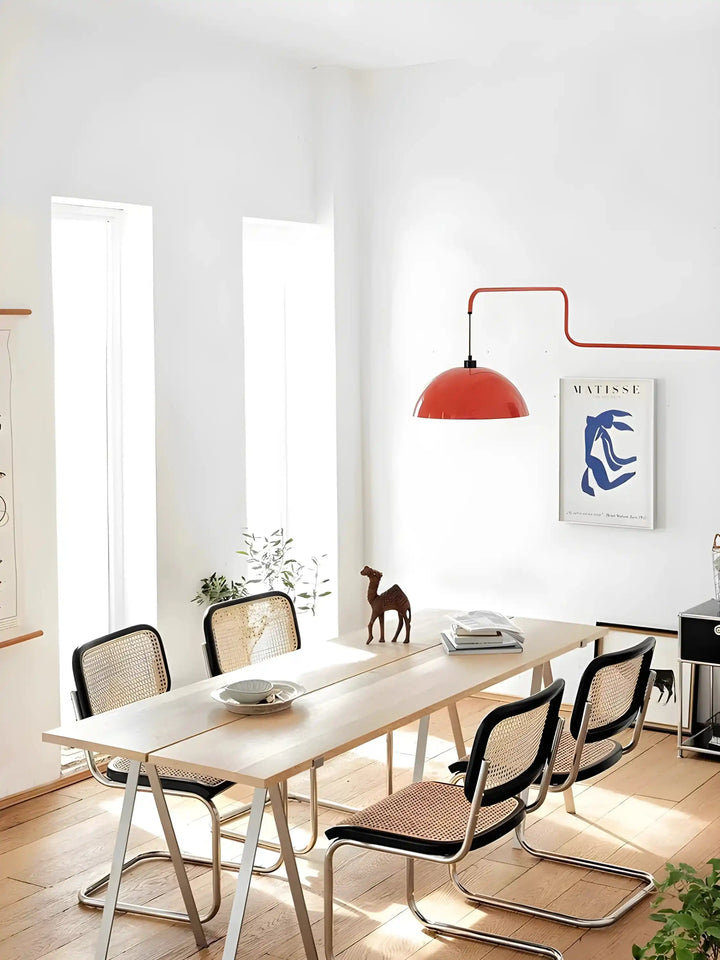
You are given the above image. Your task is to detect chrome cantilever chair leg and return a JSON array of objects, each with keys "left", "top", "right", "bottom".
[
  {"left": 82, "top": 793, "right": 225, "bottom": 922},
  {"left": 80, "top": 791, "right": 271, "bottom": 922},
  {"left": 71, "top": 727, "right": 282, "bottom": 923},
  {"left": 79, "top": 754, "right": 285, "bottom": 922},
  {"left": 75, "top": 745, "right": 284, "bottom": 922},
  {"left": 323, "top": 840, "right": 564, "bottom": 960},
  {"left": 450, "top": 819, "right": 654, "bottom": 929},
  {"left": 406, "top": 860, "right": 563, "bottom": 960}
]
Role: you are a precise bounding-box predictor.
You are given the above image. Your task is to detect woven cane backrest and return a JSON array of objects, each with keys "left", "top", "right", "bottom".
[
  {"left": 204, "top": 592, "right": 300, "bottom": 676},
  {"left": 570, "top": 635, "right": 655, "bottom": 742},
  {"left": 72, "top": 626, "right": 169, "bottom": 719},
  {"left": 463, "top": 679, "right": 564, "bottom": 805}
]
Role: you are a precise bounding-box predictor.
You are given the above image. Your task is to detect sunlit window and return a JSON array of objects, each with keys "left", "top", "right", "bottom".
[{"left": 52, "top": 198, "right": 156, "bottom": 736}]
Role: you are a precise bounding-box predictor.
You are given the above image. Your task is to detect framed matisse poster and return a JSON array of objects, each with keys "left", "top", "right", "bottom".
[
  {"left": 559, "top": 378, "right": 655, "bottom": 529},
  {"left": 596, "top": 622, "right": 693, "bottom": 734}
]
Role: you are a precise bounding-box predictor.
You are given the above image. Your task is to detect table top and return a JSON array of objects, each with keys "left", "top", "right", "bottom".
[{"left": 43, "top": 612, "right": 605, "bottom": 785}]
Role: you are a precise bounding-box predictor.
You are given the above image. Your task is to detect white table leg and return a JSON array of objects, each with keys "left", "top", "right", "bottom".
[
  {"left": 222, "top": 787, "right": 267, "bottom": 960},
  {"left": 94, "top": 759, "right": 141, "bottom": 960},
  {"left": 269, "top": 784, "right": 319, "bottom": 960},
  {"left": 447, "top": 703, "right": 467, "bottom": 760},
  {"left": 413, "top": 714, "right": 430, "bottom": 783},
  {"left": 530, "top": 663, "right": 544, "bottom": 694},
  {"left": 146, "top": 764, "right": 207, "bottom": 949}
]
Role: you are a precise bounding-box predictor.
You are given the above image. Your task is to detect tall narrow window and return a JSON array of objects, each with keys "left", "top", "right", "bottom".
[
  {"left": 243, "top": 219, "right": 338, "bottom": 642},
  {"left": 52, "top": 199, "right": 156, "bottom": 734}
]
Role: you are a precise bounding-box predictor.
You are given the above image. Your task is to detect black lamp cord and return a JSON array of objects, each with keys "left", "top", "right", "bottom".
[{"left": 464, "top": 311, "right": 477, "bottom": 368}]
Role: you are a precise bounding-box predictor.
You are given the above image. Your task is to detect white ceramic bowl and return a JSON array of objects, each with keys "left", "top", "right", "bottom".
[{"left": 223, "top": 679, "right": 274, "bottom": 705}]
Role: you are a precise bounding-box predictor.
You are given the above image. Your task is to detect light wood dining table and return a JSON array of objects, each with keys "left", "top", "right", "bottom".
[{"left": 43, "top": 611, "right": 606, "bottom": 960}]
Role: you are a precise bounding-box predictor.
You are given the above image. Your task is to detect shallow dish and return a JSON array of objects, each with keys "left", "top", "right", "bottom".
[
  {"left": 222, "top": 679, "right": 274, "bottom": 705},
  {"left": 212, "top": 680, "right": 306, "bottom": 715}
]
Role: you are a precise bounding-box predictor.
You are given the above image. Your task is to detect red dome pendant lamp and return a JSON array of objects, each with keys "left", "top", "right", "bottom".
[
  {"left": 413, "top": 287, "right": 530, "bottom": 421},
  {"left": 414, "top": 284, "right": 720, "bottom": 421}
]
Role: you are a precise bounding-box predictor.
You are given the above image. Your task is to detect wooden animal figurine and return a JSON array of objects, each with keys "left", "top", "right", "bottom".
[{"left": 360, "top": 565, "right": 411, "bottom": 644}]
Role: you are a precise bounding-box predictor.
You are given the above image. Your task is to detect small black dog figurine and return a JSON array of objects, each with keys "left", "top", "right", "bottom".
[
  {"left": 653, "top": 669, "right": 675, "bottom": 704},
  {"left": 360, "top": 566, "right": 411, "bottom": 644}
]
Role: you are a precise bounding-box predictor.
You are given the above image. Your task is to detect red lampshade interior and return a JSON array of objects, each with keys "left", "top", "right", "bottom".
[{"left": 413, "top": 366, "right": 529, "bottom": 420}]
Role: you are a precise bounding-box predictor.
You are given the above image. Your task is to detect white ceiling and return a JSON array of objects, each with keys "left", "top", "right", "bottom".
[
  {"left": 26, "top": 0, "right": 718, "bottom": 69},
  {"left": 137, "top": 0, "right": 561, "bottom": 68}
]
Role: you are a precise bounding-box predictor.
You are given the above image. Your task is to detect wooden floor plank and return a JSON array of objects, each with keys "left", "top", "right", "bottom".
[
  {"left": 0, "top": 792, "right": 79, "bottom": 833},
  {"left": 591, "top": 735, "right": 717, "bottom": 801},
  {"left": 0, "top": 875, "right": 42, "bottom": 909}
]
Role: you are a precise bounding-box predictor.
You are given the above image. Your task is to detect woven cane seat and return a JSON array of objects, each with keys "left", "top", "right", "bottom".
[
  {"left": 547, "top": 729, "right": 622, "bottom": 784},
  {"left": 326, "top": 781, "right": 525, "bottom": 856},
  {"left": 107, "top": 757, "right": 233, "bottom": 803}
]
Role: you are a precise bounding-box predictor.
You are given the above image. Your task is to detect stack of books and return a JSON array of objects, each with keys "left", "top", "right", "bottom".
[{"left": 440, "top": 610, "right": 525, "bottom": 656}]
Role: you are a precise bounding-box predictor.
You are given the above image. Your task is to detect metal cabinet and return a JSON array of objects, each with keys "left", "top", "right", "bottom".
[{"left": 678, "top": 599, "right": 720, "bottom": 759}]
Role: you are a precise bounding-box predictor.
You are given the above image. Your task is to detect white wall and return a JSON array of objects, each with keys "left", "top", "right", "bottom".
[
  {"left": 0, "top": 1, "right": 320, "bottom": 795},
  {"left": 360, "top": 8, "right": 720, "bottom": 633}
]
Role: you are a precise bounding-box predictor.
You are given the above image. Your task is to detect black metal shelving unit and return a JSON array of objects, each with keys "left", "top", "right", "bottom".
[{"left": 678, "top": 599, "right": 720, "bottom": 759}]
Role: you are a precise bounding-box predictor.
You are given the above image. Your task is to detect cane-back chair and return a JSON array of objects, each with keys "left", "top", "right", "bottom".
[
  {"left": 449, "top": 635, "right": 657, "bottom": 928},
  {"left": 71, "top": 625, "right": 239, "bottom": 924},
  {"left": 203, "top": 591, "right": 301, "bottom": 675},
  {"left": 202, "top": 591, "right": 313, "bottom": 869},
  {"left": 324, "top": 680, "right": 566, "bottom": 960}
]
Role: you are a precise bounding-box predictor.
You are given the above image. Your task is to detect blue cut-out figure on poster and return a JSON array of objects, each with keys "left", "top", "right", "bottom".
[{"left": 582, "top": 410, "right": 637, "bottom": 497}]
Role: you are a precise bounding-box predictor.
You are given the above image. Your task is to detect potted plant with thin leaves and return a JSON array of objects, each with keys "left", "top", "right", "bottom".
[
  {"left": 633, "top": 860, "right": 720, "bottom": 960},
  {"left": 193, "top": 572, "right": 245, "bottom": 606},
  {"left": 193, "top": 528, "right": 331, "bottom": 616}
]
